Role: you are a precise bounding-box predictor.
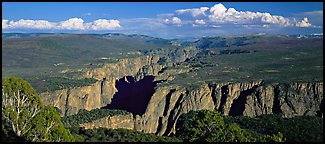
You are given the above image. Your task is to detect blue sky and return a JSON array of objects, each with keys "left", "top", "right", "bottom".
[{"left": 2, "top": 2, "right": 323, "bottom": 38}]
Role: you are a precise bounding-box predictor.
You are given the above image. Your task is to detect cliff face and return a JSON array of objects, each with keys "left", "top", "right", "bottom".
[
  {"left": 79, "top": 113, "right": 134, "bottom": 130},
  {"left": 138, "top": 81, "right": 323, "bottom": 136},
  {"left": 41, "top": 55, "right": 166, "bottom": 116},
  {"left": 42, "top": 79, "right": 323, "bottom": 135},
  {"left": 86, "top": 55, "right": 162, "bottom": 80},
  {"left": 41, "top": 79, "right": 115, "bottom": 116},
  {"left": 40, "top": 47, "right": 198, "bottom": 116}
]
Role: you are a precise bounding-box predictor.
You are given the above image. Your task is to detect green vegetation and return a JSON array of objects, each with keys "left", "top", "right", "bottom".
[
  {"left": 43, "top": 77, "right": 98, "bottom": 92},
  {"left": 61, "top": 108, "right": 130, "bottom": 128},
  {"left": 26, "top": 76, "right": 98, "bottom": 92},
  {"left": 61, "top": 71, "right": 85, "bottom": 79},
  {"left": 68, "top": 127, "right": 182, "bottom": 142},
  {"left": 2, "top": 77, "right": 75, "bottom": 142},
  {"left": 174, "top": 109, "right": 322, "bottom": 142},
  {"left": 25, "top": 106, "right": 75, "bottom": 142},
  {"left": 193, "top": 34, "right": 319, "bottom": 49},
  {"left": 169, "top": 38, "right": 323, "bottom": 88},
  {"left": 2, "top": 34, "right": 177, "bottom": 78},
  {"left": 175, "top": 110, "right": 284, "bottom": 142},
  {"left": 224, "top": 114, "right": 323, "bottom": 142}
]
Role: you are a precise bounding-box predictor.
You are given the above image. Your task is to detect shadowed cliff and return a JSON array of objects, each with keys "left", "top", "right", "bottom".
[{"left": 104, "top": 76, "right": 156, "bottom": 116}]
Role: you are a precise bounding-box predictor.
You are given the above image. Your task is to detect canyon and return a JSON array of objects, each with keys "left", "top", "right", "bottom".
[{"left": 40, "top": 47, "right": 323, "bottom": 136}]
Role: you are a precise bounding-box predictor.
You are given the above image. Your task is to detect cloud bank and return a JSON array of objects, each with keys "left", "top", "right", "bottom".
[
  {"left": 2, "top": 18, "right": 121, "bottom": 30},
  {"left": 2, "top": 3, "right": 322, "bottom": 37},
  {"left": 162, "top": 3, "right": 319, "bottom": 28}
]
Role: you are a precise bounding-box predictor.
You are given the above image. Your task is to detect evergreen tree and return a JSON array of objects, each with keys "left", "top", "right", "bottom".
[
  {"left": 2, "top": 77, "right": 43, "bottom": 137},
  {"left": 2, "top": 77, "right": 75, "bottom": 142},
  {"left": 175, "top": 110, "right": 285, "bottom": 142}
]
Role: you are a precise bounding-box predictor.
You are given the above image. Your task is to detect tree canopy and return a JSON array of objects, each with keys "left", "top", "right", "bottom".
[
  {"left": 2, "top": 77, "right": 75, "bottom": 142},
  {"left": 175, "top": 110, "right": 285, "bottom": 142}
]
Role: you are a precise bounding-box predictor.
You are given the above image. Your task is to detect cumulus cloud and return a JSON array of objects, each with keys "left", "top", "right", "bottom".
[
  {"left": 58, "top": 18, "right": 85, "bottom": 30},
  {"left": 165, "top": 17, "right": 182, "bottom": 26},
  {"left": 90, "top": 19, "right": 121, "bottom": 30},
  {"left": 2, "top": 19, "right": 9, "bottom": 29},
  {"left": 8, "top": 19, "right": 55, "bottom": 29},
  {"left": 261, "top": 13, "right": 292, "bottom": 27},
  {"left": 295, "top": 10, "right": 322, "bottom": 28},
  {"left": 209, "top": 3, "right": 227, "bottom": 17},
  {"left": 172, "top": 17, "right": 182, "bottom": 24},
  {"left": 2, "top": 18, "right": 121, "bottom": 30},
  {"left": 207, "top": 4, "right": 294, "bottom": 27},
  {"left": 296, "top": 17, "right": 312, "bottom": 27},
  {"left": 169, "top": 3, "right": 317, "bottom": 28}
]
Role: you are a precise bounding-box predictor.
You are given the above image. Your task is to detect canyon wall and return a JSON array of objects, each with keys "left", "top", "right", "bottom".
[
  {"left": 79, "top": 113, "right": 134, "bottom": 130},
  {"left": 40, "top": 46, "right": 323, "bottom": 136},
  {"left": 137, "top": 81, "right": 323, "bottom": 136},
  {"left": 40, "top": 46, "right": 197, "bottom": 116}
]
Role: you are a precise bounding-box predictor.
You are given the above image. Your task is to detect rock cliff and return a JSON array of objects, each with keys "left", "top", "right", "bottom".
[
  {"left": 41, "top": 79, "right": 323, "bottom": 136},
  {"left": 40, "top": 46, "right": 198, "bottom": 116},
  {"left": 138, "top": 81, "right": 323, "bottom": 136},
  {"left": 40, "top": 46, "right": 323, "bottom": 136},
  {"left": 79, "top": 113, "right": 134, "bottom": 130}
]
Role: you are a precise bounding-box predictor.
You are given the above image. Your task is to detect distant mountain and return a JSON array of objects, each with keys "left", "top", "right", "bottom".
[
  {"left": 93, "top": 33, "right": 172, "bottom": 45},
  {"left": 2, "top": 33, "right": 175, "bottom": 46},
  {"left": 2, "top": 33, "right": 57, "bottom": 39},
  {"left": 191, "top": 34, "right": 323, "bottom": 49}
]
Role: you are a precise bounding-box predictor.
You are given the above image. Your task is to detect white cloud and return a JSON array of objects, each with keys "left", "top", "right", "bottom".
[
  {"left": 3, "top": 18, "right": 121, "bottom": 30},
  {"left": 296, "top": 17, "right": 312, "bottom": 27},
  {"left": 176, "top": 7, "right": 209, "bottom": 17},
  {"left": 165, "top": 17, "right": 182, "bottom": 26},
  {"left": 295, "top": 10, "right": 322, "bottom": 28},
  {"left": 261, "top": 14, "right": 292, "bottom": 27},
  {"left": 8, "top": 19, "right": 55, "bottom": 29},
  {"left": 2, "top": 19, "right": 9, "bottom": 29},
  {"left": 90, "top": 19, "right": 121, "bottom": 30},
  {"left": 172, "top": 17, "right": 182, "bottom": 25},
  {"left": 226, "top": 8, "right": 238, "bottom": 15},
  {"left": 207, "top": 4, "right": 295, "bottom": 27},
  {"left": 58, "top": 18, "right": 85, "bottom": 30},
  {"left": 209, "top": 3, "right": 227, "bottom": 17},
  {"left": 171, "top": 3, "right": 317, "bottom": 28},
  {"left": 195, "top": 19, "right": 206, "bottom": 25}
]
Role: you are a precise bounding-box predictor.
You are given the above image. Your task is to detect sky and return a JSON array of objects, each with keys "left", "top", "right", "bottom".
[{"left": 2, "top": 2, "right": 323, "bottom": 38}]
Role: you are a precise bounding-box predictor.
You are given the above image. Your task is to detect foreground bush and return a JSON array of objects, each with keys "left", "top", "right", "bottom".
[{"left": 175, "top": 110, "right": 284, "bottom": 142}]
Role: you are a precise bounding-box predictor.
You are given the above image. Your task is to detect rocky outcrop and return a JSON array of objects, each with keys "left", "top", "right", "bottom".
[
  {"left": 86, "top": 55, "right": 162, "bottom": 80},
  {"left": 41, "top": 78, "right": 116, "bottom": 116},
  {"left": 40, "top": 47, "right": 198, "bottom": 116},
  {"left": 41, "top": 55, "right": 167, "bottom": 116},
  {"left": 79, "top": 113, "right": 134, "bottom": 130},
  {"left": 137, "top": 84, "right": 216, "bottom": 136},
  {"left": 136, "top": 81, "right": 323, "bottom": 136}
]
